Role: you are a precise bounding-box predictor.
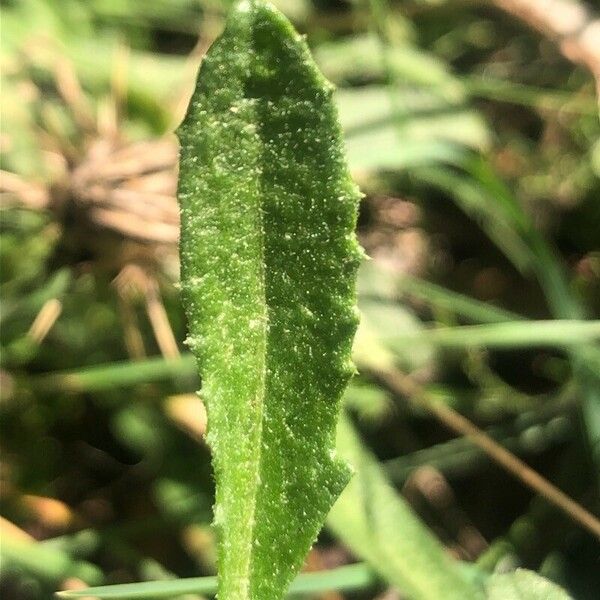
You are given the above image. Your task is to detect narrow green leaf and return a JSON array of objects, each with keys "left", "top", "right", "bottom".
[
  {"left": 55, "top": 563, "right": 378, "bottom": 599},
  {"left": 0, "top": 267, "right": 71, "bottom": 325},
  {"left": 34, "top": 354, "right": 198, "bottom": 392},
  {"left": 390, "top": 320, "right": 600, "bottom": 349},
  {"left": 413, "top": 166, "right": 535, "bottom": 273},
  {"left": 328, "top": 415, "right": 485, "bottom": 599},
  {"left": 315, "top": 33, "right": 462, "bottom": 96},
  {"left": 1, "top": 537, "right": 103, "bottom": 587},
  {"left": 485, "top": 569, "right": 572, "bottom": 600},
  {"left": 177, "top": 2, "right": 362, "bottom": 599},
  {"left": 416, "top": 157, "right": 600, "bottom": 488},
  {"left": 463, "top": 76, "right": 598, "bottom": 115},
  {"left": 358, "top": 260, "right": 522, "bottom": 324},
  {"left": 56, "top": 577, "right": 219, "bottom": 599},
  {"left": 337, "top": 86, "right": 489, "bottom": 171},
  {"left": 394, "top": 274, "right": 524, "bottom": 324}
]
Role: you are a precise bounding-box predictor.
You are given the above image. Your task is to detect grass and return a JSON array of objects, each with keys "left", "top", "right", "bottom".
[{"left": 1, "top": 0, "right": 599, "bottom": 598}]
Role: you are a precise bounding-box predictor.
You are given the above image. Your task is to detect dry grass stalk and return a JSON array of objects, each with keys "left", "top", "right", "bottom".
[
  {"left": 27, "top": 299, "right": 63, "bottom": 344},
  {"left": 374, "top": 366, "right": 600, "bottom": 539},
  {"left": 70, "top": 137, "right": 179, "bottom": 246}
]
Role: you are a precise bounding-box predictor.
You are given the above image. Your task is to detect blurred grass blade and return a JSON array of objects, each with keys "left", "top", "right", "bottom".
[
  {"left": 463, "top": 76, "right": 598, "bottom": 115},
  {"left": 315, "top": 33, "right": 462, "bottom": 96},
  {"left": 327, "top": 414, "right": 485, "bottom": 599},
  {"left": 336, "top": 86, "right": 490, "bottom": 172},
  {"left": 1, "top": 536, "right": 103, "bottom": 587},
  {"left": 486, "top": 569, "right": 571, "bottom": 599},
  {"left": 391, "top": 320, "right": 600, "bottom": 349},
  {"left": 0, "top": 268, "right": 72, "bottom": 325},
  {"left": 396, "top": 273, "right": 524, "bottom": 323},
  {"left": 34, "top": 354, "right": 198, "bottom": 392},
  {"left": 464, "top": 158, "right": 577, "bottom": 318},
  {"left": 358, "top": 261, "right": 523, "bottom": 324},
  {"left": 455, "top": 158, "right": 600, "bottom": 487},
  {"left": 413, "top": 166, "right": 534, "bottom": 273},
  {"left": 56, "top": 563, "right": 378, "bottom": 599},
  {"left": 56, "top": 576, "right": 219, "bottom": 599}
]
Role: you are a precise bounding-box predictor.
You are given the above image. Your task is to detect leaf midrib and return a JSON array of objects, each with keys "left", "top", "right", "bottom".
[{"left": 236, "top": 10, "right": 268, "bottom": 598}]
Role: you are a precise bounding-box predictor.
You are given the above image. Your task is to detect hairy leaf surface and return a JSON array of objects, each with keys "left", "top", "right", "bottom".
[{"left": 177, "top": 1, "right": 362, "bottom": 598}]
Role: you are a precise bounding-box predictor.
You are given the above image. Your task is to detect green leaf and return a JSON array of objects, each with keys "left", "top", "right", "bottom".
[
  {"left": 391, "top": 274, "right": 524, "bottom": 324},
  {"left": 34, "top": 354, "right": 198, "bottom": 392},
  {"left": 315, "top": 33, "right": 463, "bottom": 97},
  {"left": 328, "top": 415, "right": 485, "bottom": 599},
  {"left": 390, "top": 320, "right": 600, "bottom": 349},
  {"left": 55, "top": 563, "right": 378, "bottom": 599},
  {"left": 1, "top": 536, "right": 103, "bottom": 587},
  {"left": 337, "top": 86, "right": 490, "bottom": 172},
  {"left": 176, "top": 1, "right": 362, "bottom": 599},
  {"left": 485, "top": 569, "right": 572, "bottom": 600}
]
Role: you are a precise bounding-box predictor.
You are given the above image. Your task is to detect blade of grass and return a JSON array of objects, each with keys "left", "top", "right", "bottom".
[
  {"left": 327, "top": 413, "right": 485, "bottom": 599},
  {"left": 0, "top": 268, "right": 72, "bottom": 325},
  {"left": 32, "top": 352, "right": 402, "bottom": 395},
  {"left": 415, "top": 158, "right": 600, "bottom": 489},
  {"left": 395, "top": 273, "right": 524, "bottom": 323},
  {"left": 466, "top": 159, "right": 600, "bottom": 491},
  {"left": 391, "top": 320, "right": 600, "bottom": 349},
  {"left": 33, "top": 354, "right": 198, "bottom": 392},
  {"left": 463, "top": 75, "right": 598, "bottom": 115},
  {"left": 413, "top": 167, "right": 535, "bottom": 273},
  {"left": 1, "top": 536, "right": 103, "bottom": 586},
  {"left": 55, "top": 563, "right": 378, "bottom": 599},
  {"left": 466, "top": 159, "right": 579, "bottom": 318}
]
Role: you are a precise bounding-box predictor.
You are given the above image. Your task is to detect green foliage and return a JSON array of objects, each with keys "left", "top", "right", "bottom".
[
  {"left": 55, "top": 563, "right": 377, "bottom": 599},
  {"left": 328, "top": 414, "right": 485, "bottom": 599},
  {"left": 390, "top": 320, "right": 600, "bottom": 350},
  {"left": 337, "top": 86, "right": 490, "bottom": 171},
  {"left": 1, "top": 537, "right": 103, "bottom": 588},
  {"left": 485, "top": 569, "right": 572, "bottom": 600},
  {"left": 2, "top": 0, "right": 600, "bottom": 598},
  {"left": 177, "top": 1, "right": 361, "bottom": 598}
]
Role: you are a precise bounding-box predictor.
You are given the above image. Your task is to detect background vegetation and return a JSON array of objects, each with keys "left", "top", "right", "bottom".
[{"left": 1, "top": 0, "right": 599, "bottom": 598}]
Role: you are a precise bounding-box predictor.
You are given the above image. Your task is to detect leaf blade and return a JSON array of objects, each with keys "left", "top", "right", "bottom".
[
  {"left": 55, "top": 563, "right": 378, "bottom": 599},
  {"left": 177, "top": 2, "right": 362, "bottom": 598},
  {"left": 486, "top": 569, "right": 572, "bottom": 600},
  {"left": 328, "top": 415, "right": 486, "bottom": 599}
]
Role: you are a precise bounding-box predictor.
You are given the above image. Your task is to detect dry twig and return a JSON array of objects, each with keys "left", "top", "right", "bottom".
[{"left": 374, "top": 365, "right": 600, "bottom": 539}]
